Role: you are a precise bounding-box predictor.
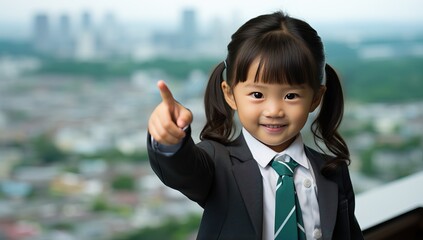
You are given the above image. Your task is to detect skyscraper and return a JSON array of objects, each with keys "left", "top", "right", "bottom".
[
  {"left": 32, "top": 13, "right": 50, "bottom": 51},
  {"left": 180, "top": 9, "right": 198, "bottom": 49},
  {"left": 75, "top": 11, "right": 96, "bottom": 59},
  {"left": 59, "top": 14, "right": 71, "bottom": 37},
  {"left": 56, "top": 13, "right": 74, "bottom": 57},
  {"left": 81, "top": 11, "right": 92, "bottom": 31}
]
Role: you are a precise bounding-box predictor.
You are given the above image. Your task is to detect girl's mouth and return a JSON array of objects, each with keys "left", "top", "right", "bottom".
[
  {"left": 261, "top": 124, "right": 288, "bottom": 133},
  {"left": 262, "top": 124, "right": 286, "bottom": 128},
  {"left": 263, "top": 124, "right": 283, "bottom": 128}
]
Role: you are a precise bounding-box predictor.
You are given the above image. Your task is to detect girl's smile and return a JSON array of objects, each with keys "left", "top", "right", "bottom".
[{"left": 261, "top": 124, "right": 287, "bottom": 134}]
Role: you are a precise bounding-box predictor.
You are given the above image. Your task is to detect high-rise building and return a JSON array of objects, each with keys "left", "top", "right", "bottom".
[
  {"left": 32, "top": 13, "right": 50, "bottom": 51},
  {"left": 59, "top": 14, "right": 71, "bottom": 37},
  {"left": 180, "top": 9, "right": 198, "bottom": 49},
  {"left": 99, "top": 12, "right": 119, "bottom": 54},
  {"left": 75, "top": 11, "right": 96, "bottom": 59},
  {"left": 56, "top": 13, "right": 74, "bottom": 57},
  {"left": 81, "top": 11, "right": 92, "bottom": 31}
]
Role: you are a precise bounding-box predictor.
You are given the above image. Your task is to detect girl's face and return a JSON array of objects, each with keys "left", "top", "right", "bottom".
[{"left": 222, "top": 59, "right": 325, "bottom": 152}]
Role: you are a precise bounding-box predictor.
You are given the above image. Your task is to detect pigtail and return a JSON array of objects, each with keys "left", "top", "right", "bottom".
[
  {"left": 312, "top": 64, "right": 350, "bottom": 176},
  {"left": 200, "top": 62, "right": 235, "bottom": 144}
]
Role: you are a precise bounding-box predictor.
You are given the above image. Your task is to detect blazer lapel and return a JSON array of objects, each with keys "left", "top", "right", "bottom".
[
  {"left": 305, "top": 147, "right": 338, "bottom": 240},
  {"left": 229, "top": 134, "right": 263, "bottom": 237}
]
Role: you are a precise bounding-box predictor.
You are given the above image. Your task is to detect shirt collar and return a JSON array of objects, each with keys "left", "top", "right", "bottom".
[{"left": 242, "top": 128, "right": 309, "bottom": 169}]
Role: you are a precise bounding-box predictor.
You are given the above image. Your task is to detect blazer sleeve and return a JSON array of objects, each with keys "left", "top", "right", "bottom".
[{"left": 147, "top": 127, "right": 215, "bottom": 207}]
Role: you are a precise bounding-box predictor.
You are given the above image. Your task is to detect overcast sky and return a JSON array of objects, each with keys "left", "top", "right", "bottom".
[{"left": 0, "top": 0, "right": 422, "bottom": 25}]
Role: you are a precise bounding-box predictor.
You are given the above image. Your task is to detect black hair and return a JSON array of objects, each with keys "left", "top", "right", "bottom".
[{"left": 200, "top": 11, "right": 350, "bottom": 174}]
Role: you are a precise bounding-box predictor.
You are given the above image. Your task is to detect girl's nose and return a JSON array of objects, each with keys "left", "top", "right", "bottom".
[{"left": 264, "top": 102, "right": 284, "bottom": 118}]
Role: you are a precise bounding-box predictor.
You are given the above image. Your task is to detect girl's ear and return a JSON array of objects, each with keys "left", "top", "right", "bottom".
[
  {"left": 221, "top": 81, "right": 237, "bottom": 110},
  {"left": 310, "top": 85, "right": 326, "bottom": 112}
]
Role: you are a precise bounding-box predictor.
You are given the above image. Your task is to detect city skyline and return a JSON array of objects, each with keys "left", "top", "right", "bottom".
[
  {"left": 1, "top": 0, "right": 423, "bottom": 25},
  {"left": 1, "top": 1, "right": 422, "bottom": 42}
]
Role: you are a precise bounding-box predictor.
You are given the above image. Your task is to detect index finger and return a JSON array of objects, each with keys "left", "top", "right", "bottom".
[{"left": 157, "top": 80, "right": 175, "bottom": 106}]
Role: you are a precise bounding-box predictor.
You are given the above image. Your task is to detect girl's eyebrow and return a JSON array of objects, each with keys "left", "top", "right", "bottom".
[
  {"left": 243, "top": 83, "right": 267, "bottom": 89},
  {"left": 243, "top": 83, "right": 308, "bottom": 90}
]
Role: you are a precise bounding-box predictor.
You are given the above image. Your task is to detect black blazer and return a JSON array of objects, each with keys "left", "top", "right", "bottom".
[{"left": 148, "top": 130, "right": 363, "bottom": 240}]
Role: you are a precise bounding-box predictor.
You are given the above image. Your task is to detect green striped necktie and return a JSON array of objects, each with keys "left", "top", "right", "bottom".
[{"left": 271, "top": 155, "right": 306, "bottom": 240}]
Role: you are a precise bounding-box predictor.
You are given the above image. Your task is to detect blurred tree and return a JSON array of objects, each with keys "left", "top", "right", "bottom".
[
  {"left": 114, "top": 214, "right": 201, "bottom": 240},
  {"left": 31, "top": 133, "right": 66, "bottom": 164},
  {"left": 111, "top": 174, "right": 136, "bottom": 191},
  {"left": 91, "top": 196, "right": 110, "bottom": 212}
]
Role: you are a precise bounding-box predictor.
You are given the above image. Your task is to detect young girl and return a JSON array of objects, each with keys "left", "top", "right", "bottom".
[{"left": 147, "top": 11, "right": 363, "bottom": 240}]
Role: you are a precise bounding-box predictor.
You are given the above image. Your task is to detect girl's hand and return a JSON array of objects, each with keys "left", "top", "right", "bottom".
[{"left": 148, "top": 80, "right": 193, "bottom": 145}]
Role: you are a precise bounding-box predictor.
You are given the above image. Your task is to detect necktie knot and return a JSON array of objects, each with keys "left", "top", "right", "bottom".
[{"left": 270, "top": 155, "right": 298, "bottom": 177}]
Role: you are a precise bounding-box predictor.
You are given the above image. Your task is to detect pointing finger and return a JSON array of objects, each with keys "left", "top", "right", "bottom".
[{"left": 157, "top": 80, "right": 175, "bottom": 107}]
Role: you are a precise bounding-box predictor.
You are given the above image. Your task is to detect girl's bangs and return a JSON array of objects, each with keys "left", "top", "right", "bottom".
[{"left": 234, "top": 33, "right": 318, "bottom": 87}]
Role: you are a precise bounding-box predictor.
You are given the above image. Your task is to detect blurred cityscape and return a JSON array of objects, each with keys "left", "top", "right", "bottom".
[
  {"left": 0, "top": 7, "right": 422, "bottom": 240},
  {"left": 26, "top": 9, "right": 232, "bottom": 61}
]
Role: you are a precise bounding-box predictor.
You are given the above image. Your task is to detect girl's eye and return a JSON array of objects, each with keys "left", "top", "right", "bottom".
[
  {"left": 251, "top": 92, "right": 264, "bottom": 99},
  {"left": 285, "top": 93, "right": 298, "bottom": 100}
]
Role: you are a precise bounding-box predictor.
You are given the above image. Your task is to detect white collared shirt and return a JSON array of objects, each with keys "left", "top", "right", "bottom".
[{"left": 243, "top": 129, "right": 322, "bottom": 240}]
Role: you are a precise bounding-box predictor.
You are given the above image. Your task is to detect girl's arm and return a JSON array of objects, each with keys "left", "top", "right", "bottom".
[
  {"left": 147, "top": 126, "right": 215, "bottom": 207},
  {"left": 147, "top": 80, "right": 214, "bottom": 206}
]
